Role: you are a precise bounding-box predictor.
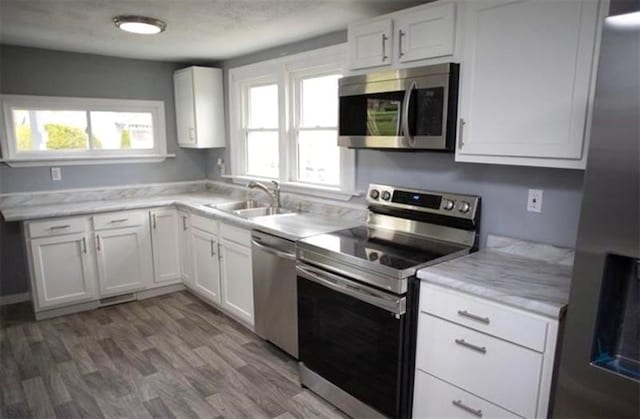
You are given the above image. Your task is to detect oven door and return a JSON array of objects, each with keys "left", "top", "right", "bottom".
[
  {"left": 338, "top": 68, "right": 457, "bottom": 150},
  {"left": 296, "top": 263, "right": 408, "bottom": 418}
]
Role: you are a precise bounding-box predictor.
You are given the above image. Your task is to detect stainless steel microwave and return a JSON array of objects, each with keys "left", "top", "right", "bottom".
[{"left": 338, "top": 63, "right": 459, "bottom": 150}]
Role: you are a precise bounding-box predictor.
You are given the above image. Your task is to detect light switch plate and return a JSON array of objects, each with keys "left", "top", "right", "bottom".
[
  {"left": 527, "top": 189, "right": 543, "bottom": 213},
  {"left": 50, "top": 167, "right": 62, "bottom": 181}
]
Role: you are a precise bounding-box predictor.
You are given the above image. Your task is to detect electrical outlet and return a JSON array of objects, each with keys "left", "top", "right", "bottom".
[
  {"left": 527, "top": 189, "right": 543, "bottom": 213},
  {"left": 50, "top": 167, "right": 62, "bottom": 181}
]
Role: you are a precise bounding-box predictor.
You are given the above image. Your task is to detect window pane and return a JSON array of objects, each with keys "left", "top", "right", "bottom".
[
  {"left": 248, "top": 84, "right": 278, "bottom": 129},
  {"left": 300, "top": 74, "right": 341, "bottom": 128},
  {"left": 13, "top": 109, "right": 88, "bottom": 151},
  {"left": 90, "top": 111, "right": 154, "bottom": 150},
  {"left": 247, "top": 130, "right": 279, "bottom": 178},
  {"left": 297, "top": 130, "right": 339, "bottom": 185}
]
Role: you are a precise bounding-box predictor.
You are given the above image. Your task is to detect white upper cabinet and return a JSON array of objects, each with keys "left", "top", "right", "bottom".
[
  {"left": 348, "top": 18, "right": 393, "bottom": 70},
  {"left": 173, "top": 66, "right": 225, "bottom": 148},
  {"left": 395, "top": 2, "right": 456, "bottom": 64},
  {"left": 456, "top": 0, "right": 605, "bottom": 168},
  {"left": 347, "top": 1, "right": 458, "bottom": 71},
  {"left": 150, "top": 208, "right": 182, "bottom": 286}
]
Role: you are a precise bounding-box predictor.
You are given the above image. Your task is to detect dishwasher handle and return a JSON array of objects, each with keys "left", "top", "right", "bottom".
[
  {"left": 251, "top": 239, "right": 296, "bottom": 261},
  {"left": 297, "top": 263, "right": 406, "bottom": 316}
]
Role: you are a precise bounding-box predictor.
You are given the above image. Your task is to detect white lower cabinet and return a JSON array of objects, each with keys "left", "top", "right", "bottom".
[
  {"left": 220, "top": 236, "right": 254, "bottom": 326},
  {"left": 191, "top": 226, "right": 221, "bottom": 304},
  {"left": 29, "top": 232, "right": 97, "bottom": 309},
  {"left": 413, "top": 370, "right": 518, "bottom": 419},
  {"left": 95, "top": 225, "right": 153, "bottom": 297},
  {"left": 178, "top": 210, "right": 194, "bottom": 286},
  {"left": 150, "top": 208, "right": 182, "bottom": 286},
  {"left": 414, "top": 282, "right": 560, "bottom": 418}
]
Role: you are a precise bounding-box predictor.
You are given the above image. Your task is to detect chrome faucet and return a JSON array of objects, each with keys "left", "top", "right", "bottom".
[{"left": 248, "top": 180, "right": 281, "bottom": 209}]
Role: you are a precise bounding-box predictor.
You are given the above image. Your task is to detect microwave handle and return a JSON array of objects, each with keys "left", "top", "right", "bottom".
[{"left": 402, "top": 81, "right": 417, "bottom": 146}]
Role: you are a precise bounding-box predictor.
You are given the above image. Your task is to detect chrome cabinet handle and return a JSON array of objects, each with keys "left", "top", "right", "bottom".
[
  {"left": 218, "top": 243, "right": 223, "bottom": 260},
  {"left": 398, "top": 29, "right": 405, "bottom": 57},
  {"left": 401, "top": 81, "right": 417, "bottom": 145},
  {"left": 188, "top": 127, "right": 195, "bottom": 141},
  {"left": 182, "top": 215, "right": 187, "bottom": 231},
  {"left": 381, "top": 33, "right": 389, "bottom": 61},
  {"left": 152, "top": 214, "right": 157, "bottom": 229},
  {"left": 49, "top": 225, "right": 70, "bottom": 230},
  {"left": 81, "top": 237, "right": 87, "bottom": 254},
  {"left": 455, "top": 338, "right": 487, "bottom": 354},
  {"left": 458, "top": 118, "right": 466, "bottom": 150},
  {"left": 210, "top": 240, "right": 216, "bottom": 256},
  {"left": 95, "top": 234, "right": 101, "bottom": 251},
  {"left": 109, "top": 218, "right": 128, "bottom": 224},
  {"left": 452, "top": 400, "right": 483, "bottom": 417},
  {"left": 457, "top": 310, "right": 490, "bottom": 324}
]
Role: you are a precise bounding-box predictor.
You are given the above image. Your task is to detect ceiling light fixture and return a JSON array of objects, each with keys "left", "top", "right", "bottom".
[
  {"left": 113, "top": 15, "right": 166, "bottom": 35},
  {"left": 606, "top": 11, "right": 640, "bottom": 29}
]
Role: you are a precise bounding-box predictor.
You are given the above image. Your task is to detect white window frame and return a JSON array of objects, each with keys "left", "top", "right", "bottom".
[
  {"left": 0, "top": 95, "right": 170, "bottom": 167},
  {"left": 228, "top": 44, "right": 357, "bottom": 200}
]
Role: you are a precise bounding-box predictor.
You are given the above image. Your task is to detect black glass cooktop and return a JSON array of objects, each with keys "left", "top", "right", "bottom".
[{"left": 300, "top": 225, "right": 467, "bottom": 271}]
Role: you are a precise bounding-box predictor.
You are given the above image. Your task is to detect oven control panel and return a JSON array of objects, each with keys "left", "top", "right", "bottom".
[{"left": 367, "top": 184, "right": 480, "bottom": 220}]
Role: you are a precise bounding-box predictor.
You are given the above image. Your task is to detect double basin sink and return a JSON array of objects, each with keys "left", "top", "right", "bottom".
[{"left": 206, "top": 200, "right": 292, "bottom": 219}]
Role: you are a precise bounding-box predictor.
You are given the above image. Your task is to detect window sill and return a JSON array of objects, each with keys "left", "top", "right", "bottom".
[
  {"left": 226, "top": 175, "right": 361, "bottom": 201},
  {"left": 0, "top": 154, "right": 176, "bottom": 167}
]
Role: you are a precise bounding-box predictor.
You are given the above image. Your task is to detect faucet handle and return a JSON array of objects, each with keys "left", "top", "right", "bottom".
[{"left": 271, "top": 180, "right": 280, "bottom": 190}]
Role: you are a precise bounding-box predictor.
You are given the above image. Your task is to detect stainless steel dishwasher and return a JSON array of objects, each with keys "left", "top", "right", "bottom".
[{"left": 251, "top": 230, "right": 298, "bottom": 358}]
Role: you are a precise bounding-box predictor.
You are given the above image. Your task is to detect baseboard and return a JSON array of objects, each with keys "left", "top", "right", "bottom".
[
  {"left": 0, "top": 292, "right": 31, "bottom": 306},
  {"left": 137, "top": 283, "right": 186, "bottom": 300}
]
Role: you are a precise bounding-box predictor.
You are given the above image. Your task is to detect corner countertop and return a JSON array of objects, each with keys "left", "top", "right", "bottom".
[
  {"left": 0, "top": 190, "right": 363, "bottom": 241},
  {"left": 417, "top": 235, "right": 574, "bottom": 319}
]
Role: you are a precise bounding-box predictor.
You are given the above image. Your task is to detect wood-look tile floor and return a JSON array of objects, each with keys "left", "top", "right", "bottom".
[{"left": 0, "top": 291, "right": 347, "bottom": 419}]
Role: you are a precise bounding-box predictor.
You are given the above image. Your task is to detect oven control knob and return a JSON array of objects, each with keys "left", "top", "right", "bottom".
[
  {"left": 369, "top": 189, "right": 380, "bottom": 200},
  {"left": 459, "top": 201, "right": 471, "bottom": 213},
  {"left": 381, "top": 191, "right": 392, "bottom": 201},
  {"left": 443, "top": 199, "right": 455, "bottom": 210}
]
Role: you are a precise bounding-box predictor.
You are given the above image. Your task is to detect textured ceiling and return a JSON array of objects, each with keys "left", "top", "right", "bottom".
[{"left": 0, "top": 0, "right": 428, "bottom": 62}]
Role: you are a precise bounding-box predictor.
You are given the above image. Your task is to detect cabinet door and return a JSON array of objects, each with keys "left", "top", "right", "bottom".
[
  {"left": 150, "top": 208, "right": 182, "bottom": 286},
  {"left": 191, "top": 228, "right": 221, "bottom": 304},
  {"left": 457, "top": 0, "right": 602, "bottom": 164},
  {"left": 178, "top": 211, "right": 194, "bottom": 286},
  {"left": 396, "top": 2, "right": 456, "bottom": 63},
  {"left": 95, "top": 226, "right": 152, "bottom": 297},
  {"left": 173, "top": 68, "right": 196, "bottom": 146},
  {"left": 30, "top": 233, "right": 97, "bottom": 309},
  {"left": 348, "top": 18, "right": 393, "bottom": 70},
  {"left": 220, "top": 240, "right": 254, "bottom": 326}
]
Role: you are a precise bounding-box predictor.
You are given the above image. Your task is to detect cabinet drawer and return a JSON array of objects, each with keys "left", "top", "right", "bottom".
[
  {"left": 220, "top": 223, "right": 251, "bottom": 247},
  {"left": 28, "top": 217, "right": 87, "bottom": 238},
  {"left": 421, "top": 282, "right": 548, "bottom": 351},
  {"left": 191, "top": 213, "right": 218, "bottom": 235},
  {"left": 413, "top": 370, "right": 519, "bottom": 419},
  {"left": 417, "top": 314, "right": 542, "bottom": 418},
  {"left": 93, "top": 211, "right": 147, "bottom": 231}
]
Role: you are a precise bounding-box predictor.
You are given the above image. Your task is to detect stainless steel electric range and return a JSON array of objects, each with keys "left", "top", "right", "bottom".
[{"left": 296, "top": 184, "right": 481, "bottom": 419}]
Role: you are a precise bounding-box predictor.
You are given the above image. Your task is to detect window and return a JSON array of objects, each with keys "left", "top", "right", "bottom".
[
  {"left": 1, "top": 95, "right": 167, "bottom": 166},
  {"left": 229, "top": 45, "right": 355, "bottom": 199}
]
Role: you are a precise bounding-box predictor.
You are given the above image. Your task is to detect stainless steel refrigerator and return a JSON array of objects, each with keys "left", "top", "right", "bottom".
[{"left": 552, "top": 1, "right": 640, "bottom": 417}]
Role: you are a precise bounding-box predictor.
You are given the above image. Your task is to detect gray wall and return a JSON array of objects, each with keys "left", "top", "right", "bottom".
[
  {"left": 0, "top": 45, "right": 209, "bottom": 296},
  {"left": 207, "top": 33, "right": 585, "bottom": 249},
  {"left": 0, "top": 45, "right": 209, "bottom": 193}
]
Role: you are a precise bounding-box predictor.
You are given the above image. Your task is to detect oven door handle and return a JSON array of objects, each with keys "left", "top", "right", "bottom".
[
  {"left": 401, "top": 80, "right": 417, "bottom": 146},
  {"left": 297, "top": 264, "right": 406, "bottom": 316}
]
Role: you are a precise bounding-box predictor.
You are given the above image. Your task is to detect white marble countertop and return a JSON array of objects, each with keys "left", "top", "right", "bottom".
[
  {"left": 0, "top": 191, "right": 360, "bottom": 241},
  {"left": 417, "top": 235, "right": 574, "bottom": 319}
]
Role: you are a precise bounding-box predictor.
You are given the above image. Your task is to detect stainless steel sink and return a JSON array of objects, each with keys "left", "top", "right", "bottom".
[
  {"left": 207, "top": 200, "right": 259, "bottom": 211},
  {"left": 232, "top": 207, "right": 293, "bottom": 219}
]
